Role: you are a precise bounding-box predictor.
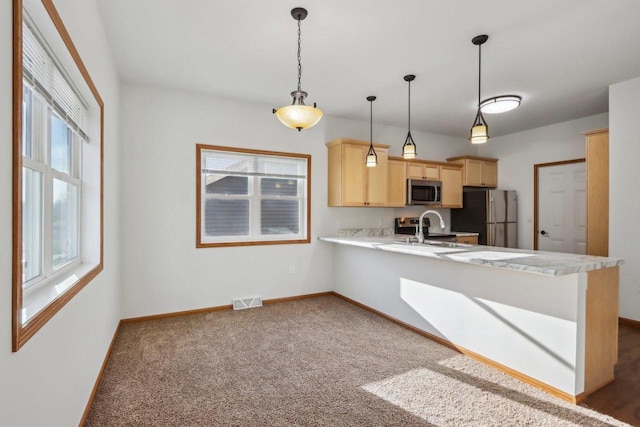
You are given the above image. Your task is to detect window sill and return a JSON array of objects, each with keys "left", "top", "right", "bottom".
[{"left": 21, "top": 262, "right": 98, "bottom": 325}]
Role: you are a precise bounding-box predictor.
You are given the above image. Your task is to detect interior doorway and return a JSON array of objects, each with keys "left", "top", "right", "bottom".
[{"left": 534, "top": 159, "right": 586, "bottom": 253}]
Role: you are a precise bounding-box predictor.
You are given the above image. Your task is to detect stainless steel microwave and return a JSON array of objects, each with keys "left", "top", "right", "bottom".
[{"left": 407, "top": 179, "right": 442, "bottom": 205}]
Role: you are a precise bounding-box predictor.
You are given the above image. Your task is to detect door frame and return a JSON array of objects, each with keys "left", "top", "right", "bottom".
[{"left": 533, "top": 158, "right": 585, "bottom": 250}]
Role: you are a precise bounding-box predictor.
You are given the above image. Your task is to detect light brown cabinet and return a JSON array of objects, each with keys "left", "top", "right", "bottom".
[
  {"left": 406, "top": 161, "right": 440, "bottom": 180},
  {"left": 387, "top": 157, "right": 463, "bottom": 208},
  {"left": 327, "top": 139, "right": 389, "bottom": 207},
  {"left": 456, "top": 235, "right": 478, "bottom": 245},
  {"left": 388, "top": 159, "right": 407, "bottom": 207},
  {"left": 585, "top": 128, "right": 609, "bottom": 256},
  {"left": 447, "top": 156, "right": 498, "bottom": 187},
  {"left": 440, "top": 164, "right": 463, "bottom": 208}
]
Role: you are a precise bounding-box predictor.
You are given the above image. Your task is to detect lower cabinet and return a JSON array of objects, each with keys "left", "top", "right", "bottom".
[{"left": 456, "top": 235, "right": 478, "bottom": 245}]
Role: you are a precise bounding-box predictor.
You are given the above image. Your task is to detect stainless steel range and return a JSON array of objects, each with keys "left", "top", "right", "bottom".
[{"left": 394, "top": 217, "right": 455, "bottom": 240}]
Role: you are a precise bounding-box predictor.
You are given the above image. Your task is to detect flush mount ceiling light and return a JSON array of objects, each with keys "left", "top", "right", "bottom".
[
  {"left": 273, "top": 7, "right": 323, "bottom": 131},
  {"left": 470, "top": 34, "right": 489, "bottom": 144},
  {"left": 480, "top": 95, "right": 522, "bottom": 114},
  {"left": 366, "top": 96, "right": 378, "bottom": 168},
  {"left": 402, "top": 74, "right": 417, "bottom": 159}
]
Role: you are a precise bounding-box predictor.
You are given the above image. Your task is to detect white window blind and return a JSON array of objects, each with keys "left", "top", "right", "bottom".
[
  {"left": 199, "top": 147, "right": 310, "bottom": 246},
  {"left": 22, "top": 18, "right": 89, "bottom": 140}
]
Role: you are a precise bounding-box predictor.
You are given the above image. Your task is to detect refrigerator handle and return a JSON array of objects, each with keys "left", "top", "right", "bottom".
[{"left": 490, "top": 195, "right": 495, "bottom": 223}]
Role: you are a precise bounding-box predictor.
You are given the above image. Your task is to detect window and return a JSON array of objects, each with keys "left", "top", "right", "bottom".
[
  {"left": 197, "top": 145, "right": 311, "bottom": 247},
  {"left": 21, "top": 82, "right": 83, "bottom": 286},
  {"left": 12, "top": 0, "right": 103, "bottom": 351}
]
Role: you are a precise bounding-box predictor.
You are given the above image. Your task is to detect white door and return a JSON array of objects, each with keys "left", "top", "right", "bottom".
[{"left": 537, "top": 161, "right": 586, "bottom": 254}]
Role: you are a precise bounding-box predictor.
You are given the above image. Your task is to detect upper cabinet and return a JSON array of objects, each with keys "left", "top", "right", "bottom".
[
  {"left": 327, "top": 138, "right": 389, "bottom": 207},
  {"left": 447, "top": 156, "right": 498, "bottom": 187},
  {"left": 388, "top": 159, "right": 407, "bottom": 207},
  {"left": 388, "top": 157, "right": 463, "bottom": 208},
  {"left": 440, "top": 164, "right": 463, "bottom": 208},
  {"left": 406, "top": 161, "right": 440, "bottom": 180},
  {"left": 585, "top": 128, "right": 609, "bottom": 256}
]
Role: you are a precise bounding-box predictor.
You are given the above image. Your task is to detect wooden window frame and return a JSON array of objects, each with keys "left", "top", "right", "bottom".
[
  {"left": 196, "top": 144, "right": 311, "bottom": 248},
  {"left": 12, "top": 0, "right": 104, "bottom": 351}
]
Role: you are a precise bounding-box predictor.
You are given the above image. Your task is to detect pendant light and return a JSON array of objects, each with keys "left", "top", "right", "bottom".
[
  {"left": 273, "top": 7, "right": 323, "bottom": 131},
  {"left": 402, "top": 74, "right": 417, "bottom": 159},
  {"left": 470, "top": 34, "right": 489, "bottom": 144},
  {"left": 366, "top": 96, "right": 377, "bottom": 168}
]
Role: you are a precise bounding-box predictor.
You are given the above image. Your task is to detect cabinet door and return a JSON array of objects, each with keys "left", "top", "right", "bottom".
[
  {"left": 366, "top": 148, "right": 389, "bottom": 206},
  {"left": 456, "top": 236, "right": 478, "bottom": 244},
  {"left": 388, "top": 159, "right": 407, "bottom": 207},
  {"left": 406, "top": 162, "right": 425, "bottom": 179},
  {"left": 341, "top": 144, "right": 368, "bottom": 206},
  {"left": 440, "top": 165, "right": 462, "bottom": 208},
  {"left": 482, "top": 161, "right": 498, "bottom": 187},
  {"left": 465, "top": 159, "right": 484, "bottom": 186},
  {"left": 586, "top": 130, "right": 609, "bottom": 256},
  {"left": 407, "top": 162, "right": 439, "bottom": 180},
  {"left": 424, "top": 163, "right": 440, "bottom": 180}
]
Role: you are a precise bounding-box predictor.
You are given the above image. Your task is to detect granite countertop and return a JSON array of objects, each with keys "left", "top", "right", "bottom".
[
  {"left": 449, "top": 231, "right": 479, "bottom": 237},
  {"left": 319, "top": 236, "right": 622, "bottom": 276}
]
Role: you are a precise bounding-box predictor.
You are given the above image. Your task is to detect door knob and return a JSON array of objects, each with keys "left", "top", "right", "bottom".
[{"left": 540, "top": 230, "right": 548, "bottom": 235}]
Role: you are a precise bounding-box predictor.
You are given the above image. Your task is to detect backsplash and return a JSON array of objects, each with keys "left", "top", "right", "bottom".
[{"left": 338, "top": 228, "right": 395, "bottom": 237}]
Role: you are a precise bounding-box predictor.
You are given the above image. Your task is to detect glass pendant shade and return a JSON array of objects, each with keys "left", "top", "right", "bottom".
[
  {"left": 470, "top": 110, "right": 489, "bottom": 144},
  {"left": 274, "top": 7, "right": 322, "bottom": 131},
  {"left": 275, "top": 91, "right": 323, "bottom": 131},
  {"left": 402, "top": 132, "right": 417, "bottom": 159},
  {"left": 366, "top": 144, "right": 378, "bottom": 167}
]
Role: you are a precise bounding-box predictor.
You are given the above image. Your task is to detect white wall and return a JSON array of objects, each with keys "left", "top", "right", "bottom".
[
  {"left": 610, "top": 77, "right": 640, "bottom": 321},
  {"left": 0, "top": 1, "right": 121, "bottom": 425},
  {"left": 119, "top": 85, "right": 472, "bottom": 318},
  {"left": 119, "top": 84, "right": 335, "bottom": 318},
  {"left": 477, "top": 113, "right": 609, "bottom": 250}
]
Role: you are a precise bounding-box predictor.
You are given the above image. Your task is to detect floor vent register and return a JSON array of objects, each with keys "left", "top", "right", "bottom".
[{"left": 232, "top": 297, "right": 263, "bottom": 310}]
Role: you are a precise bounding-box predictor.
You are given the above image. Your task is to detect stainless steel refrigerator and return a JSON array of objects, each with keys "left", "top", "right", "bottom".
[{"left": 451, "top": 189, "right": 517, "bottom": 247}]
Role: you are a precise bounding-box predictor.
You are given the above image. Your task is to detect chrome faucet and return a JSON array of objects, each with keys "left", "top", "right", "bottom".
[{"left": 416, "top": 210, "right": 446, "bottom": 244}]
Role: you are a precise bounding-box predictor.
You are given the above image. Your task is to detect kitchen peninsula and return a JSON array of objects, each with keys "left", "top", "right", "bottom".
[{"left": 320, "top": 236, "right": 622, "bottom": 403}]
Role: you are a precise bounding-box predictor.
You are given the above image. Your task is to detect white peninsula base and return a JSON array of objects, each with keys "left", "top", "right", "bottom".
[{"left": 329, "top": 242, "right": 619, "bottom": 403}]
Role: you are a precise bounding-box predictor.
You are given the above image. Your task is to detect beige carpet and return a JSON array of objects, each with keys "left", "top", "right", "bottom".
[{"left": 85, "top": 295, "right": 629, "bottom": 426}]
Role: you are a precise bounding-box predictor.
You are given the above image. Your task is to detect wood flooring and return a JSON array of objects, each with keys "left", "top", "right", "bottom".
[{"left": 584, "top": 321, "right": 640, "bottom": 426}]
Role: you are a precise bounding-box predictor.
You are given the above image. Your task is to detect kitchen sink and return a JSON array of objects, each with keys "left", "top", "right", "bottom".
[
  {"left": 448, "top": 250, "right": 536, "bottom": 261},
  {"left": 383, "top": 243, "right": 469, "bottom": 254},
  {"left": 393, "top": 238, "right": 471, "bottom": 248},
  {"left": 424, "top": 240, "right": 473, "bottom": 248},
  {"left": 395, "top": 237, "right": 420, "bottom": 244}
]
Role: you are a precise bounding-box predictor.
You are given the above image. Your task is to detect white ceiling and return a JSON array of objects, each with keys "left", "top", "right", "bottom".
[{"left": 96, "top": 0, "right": 640, "bottom": 139}]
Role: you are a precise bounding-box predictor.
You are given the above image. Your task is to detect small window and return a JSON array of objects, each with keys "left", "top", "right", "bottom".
[{"left": 197, "top": 145, "right": 311, "bottom": 247}]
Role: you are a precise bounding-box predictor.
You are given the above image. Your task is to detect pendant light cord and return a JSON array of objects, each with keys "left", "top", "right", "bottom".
[
  {"left": 370, "top": 100, "right": 373, "bottom": 143},
  {"left": 408, "top": 79, "right": 411, "bottom": 131},
  {"left": 297, "top": 17, "right": 302, "bottom": 92},
  {"left": 477, "top": 43, "right": 482, "bottom": 108}
]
